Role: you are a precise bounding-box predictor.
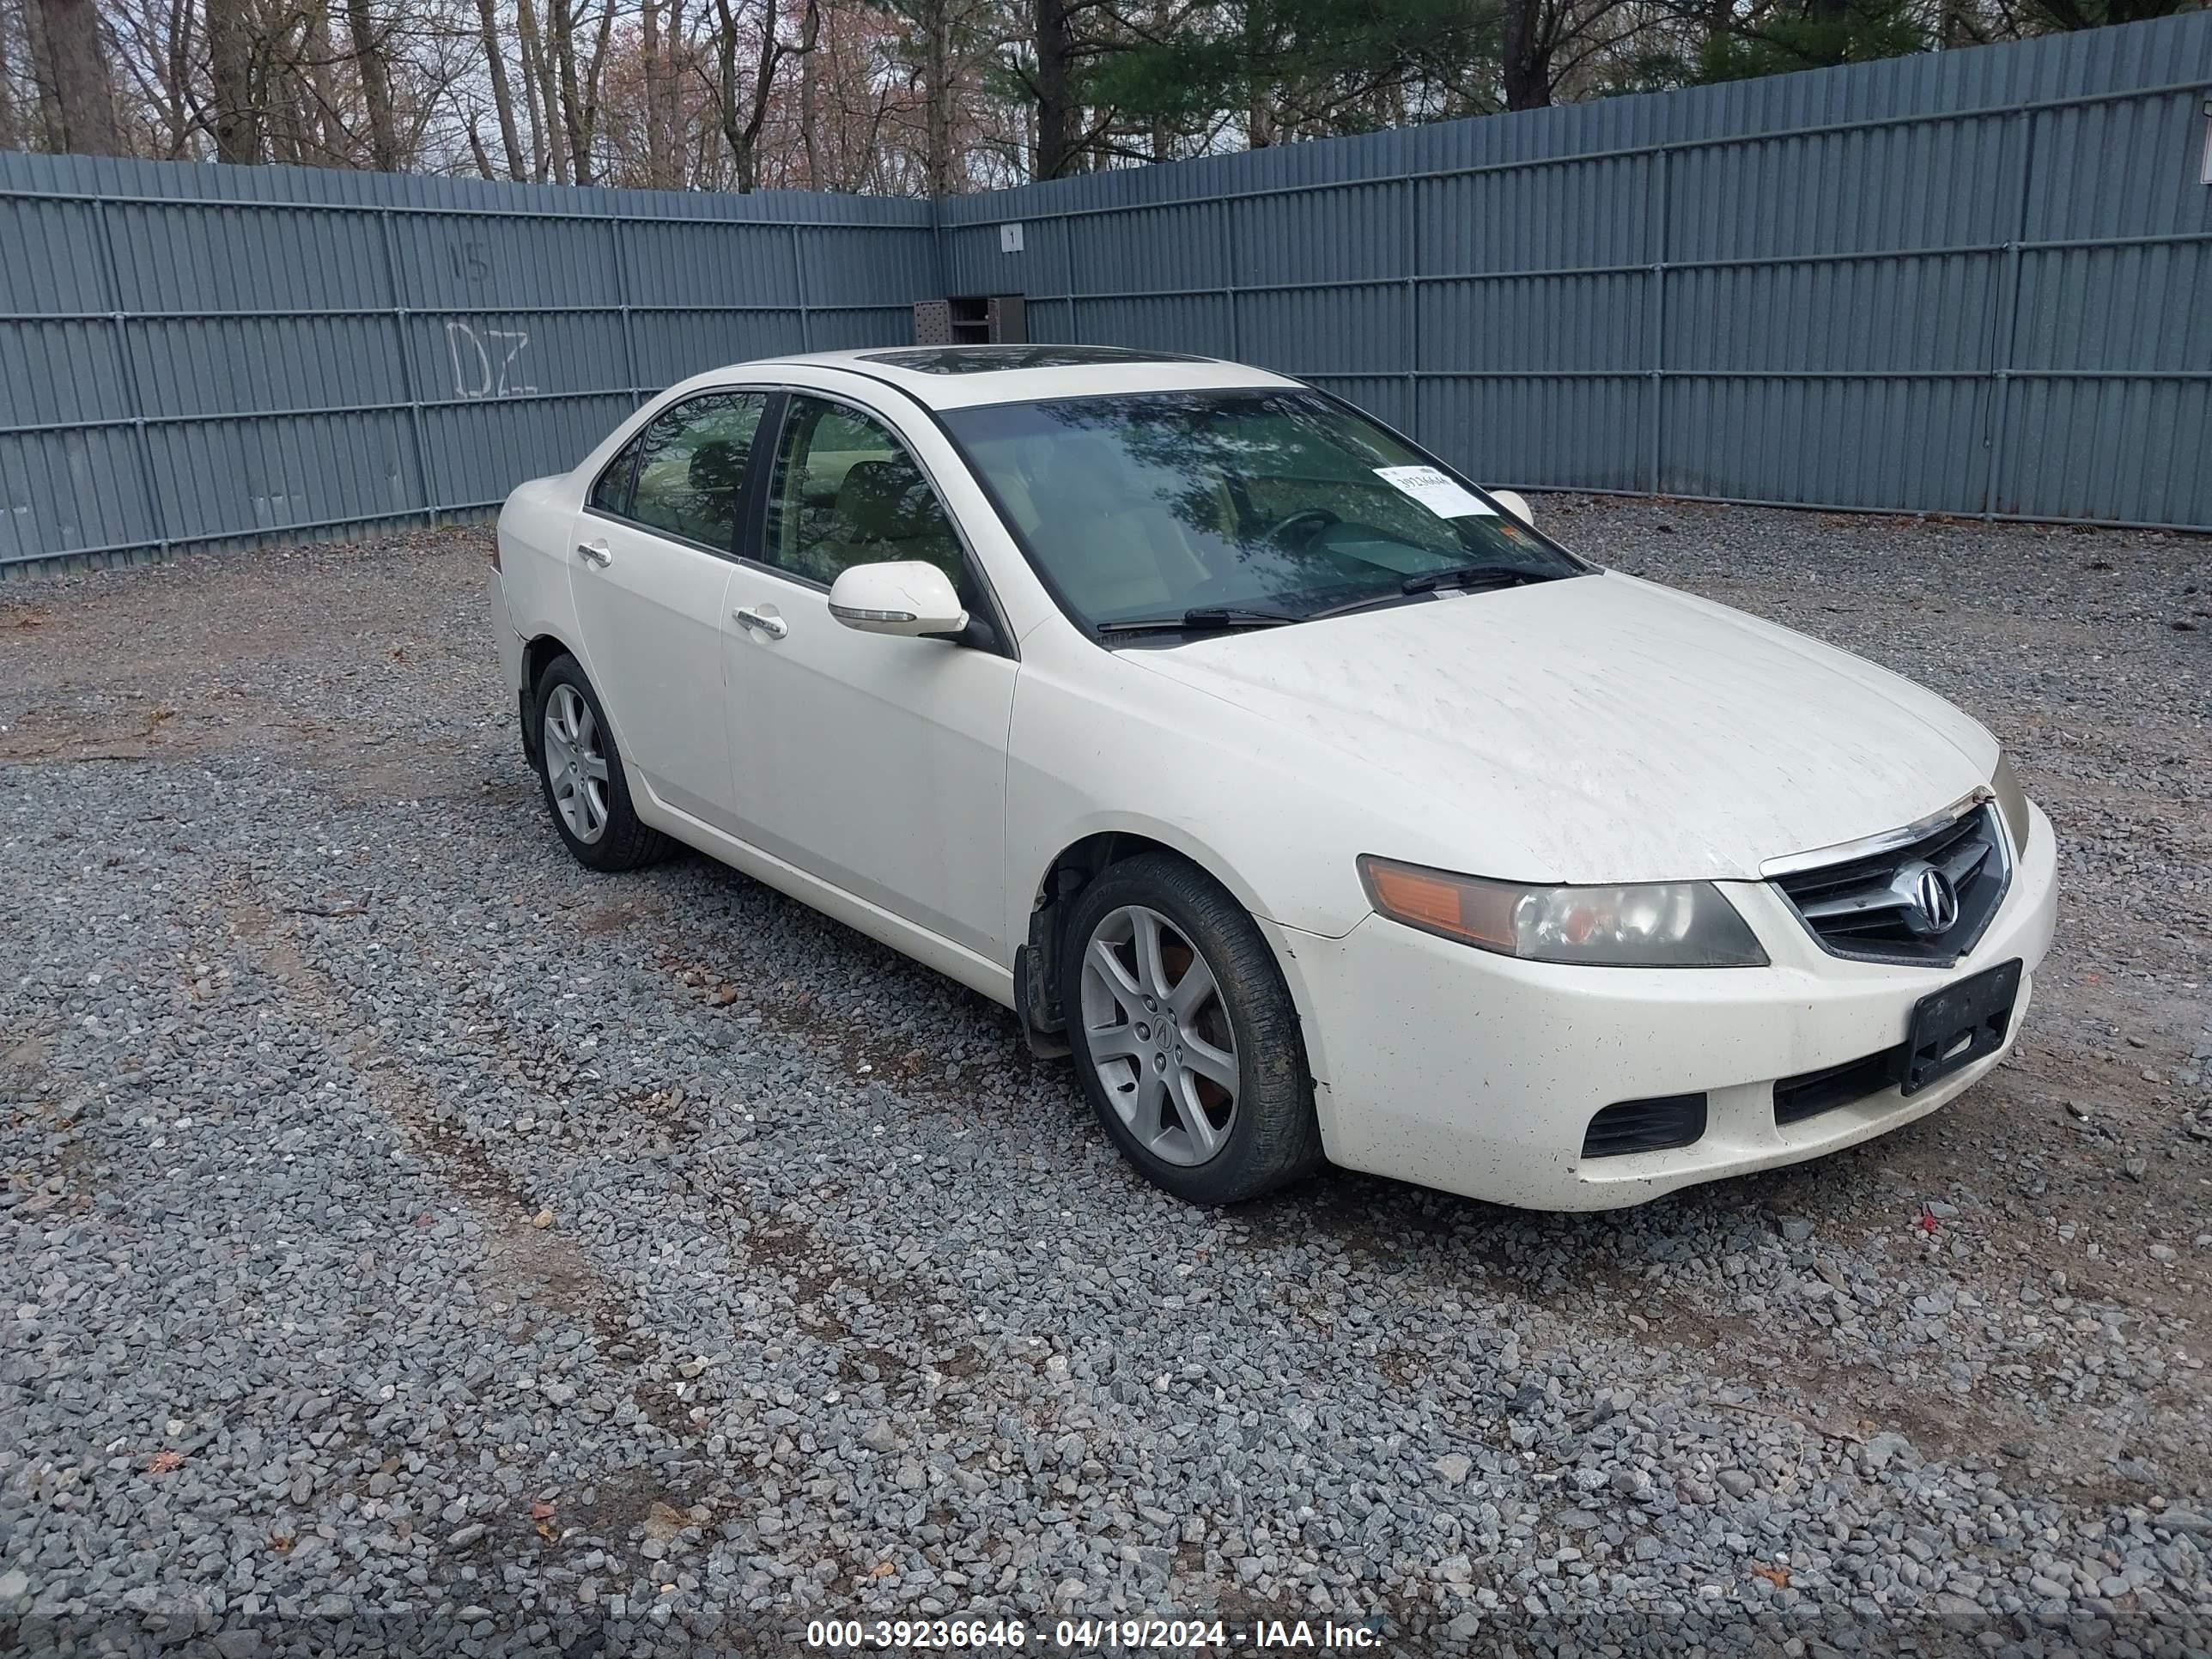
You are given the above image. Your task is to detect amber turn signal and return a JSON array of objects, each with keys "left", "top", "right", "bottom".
[{"left": 1358, "top": 857, "right": 1516, "bottom": 951}]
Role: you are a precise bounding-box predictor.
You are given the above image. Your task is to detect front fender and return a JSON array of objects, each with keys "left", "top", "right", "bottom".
[{"left": 1004, "top": 654, "right": 1387, "bottom": 953}]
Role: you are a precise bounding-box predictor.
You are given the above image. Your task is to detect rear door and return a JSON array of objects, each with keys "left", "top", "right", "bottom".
[{"left": 568, "top": 388, "right": 769, "bottom": 830}]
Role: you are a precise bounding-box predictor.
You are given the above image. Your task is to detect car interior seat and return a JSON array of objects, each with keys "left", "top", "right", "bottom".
[
  {"left": 683, "top": 438, "right": 747, "bottom": 544},
  {"left": 817, "top": 457, "right": 964, "bottom": 586},
  {"left": 1034, "top": 437, "right": 1210, "bottom": 620}
]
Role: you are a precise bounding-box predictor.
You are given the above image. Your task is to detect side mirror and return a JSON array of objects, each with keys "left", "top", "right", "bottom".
[
  {"left": 827, "top": 561, "right": 969, "bottom": 638},
  {"left": 1488, "top": 489, "right": 1534, "bottom": 526}
]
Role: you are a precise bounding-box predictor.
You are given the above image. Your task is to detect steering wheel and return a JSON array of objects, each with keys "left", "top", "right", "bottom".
[{"left": 1266, "top": 507, "right": 1340, "bottom": 549}]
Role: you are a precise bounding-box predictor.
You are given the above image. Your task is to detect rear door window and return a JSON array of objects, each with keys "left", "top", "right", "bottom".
[
  {"left": 624, "top": 391, "right": 769, "bottom": 553},
  {"left": 587, "top": 434, "right": 641, "bottom": 516}
]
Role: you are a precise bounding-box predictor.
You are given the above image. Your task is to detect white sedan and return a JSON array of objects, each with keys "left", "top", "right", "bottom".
[{"left": 489, "top": 345, "right": 2057, "bottom": 1210}]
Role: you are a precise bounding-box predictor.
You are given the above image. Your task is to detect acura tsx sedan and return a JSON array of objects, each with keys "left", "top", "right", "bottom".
[{"left": 488, "top": 344, "right": 2057, "bottom": 1209}]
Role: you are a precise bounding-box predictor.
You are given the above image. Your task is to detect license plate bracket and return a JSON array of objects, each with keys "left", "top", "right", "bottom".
[{"left": 1897, "top": 957, "right": 2022, "bottom": 1097}]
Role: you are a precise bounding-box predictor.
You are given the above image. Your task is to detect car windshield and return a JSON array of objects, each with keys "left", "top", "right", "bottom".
[{"left": 939, "top": 389, "right": 1583, "bottom": 635}]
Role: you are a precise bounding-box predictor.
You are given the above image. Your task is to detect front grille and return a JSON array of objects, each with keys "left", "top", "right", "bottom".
[
  {"left": 1769, "top": 802, "right": 2009, "bottom": 967},
  {"left": 1582, "top": 1093, "right": 1707, "bottom": 1158},
  {"left": 1774, "top": 1048, "right": 1897, "bottom": 1125}
]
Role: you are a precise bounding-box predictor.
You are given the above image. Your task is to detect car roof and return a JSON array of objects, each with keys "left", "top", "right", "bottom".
[{"left": 701, "top": 345, "right": 1304, "bottom": 410}]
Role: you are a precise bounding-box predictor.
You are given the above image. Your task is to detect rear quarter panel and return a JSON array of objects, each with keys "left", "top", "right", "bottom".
[{"left": 495, "top": 474, "right": 586, "bottom": 687}]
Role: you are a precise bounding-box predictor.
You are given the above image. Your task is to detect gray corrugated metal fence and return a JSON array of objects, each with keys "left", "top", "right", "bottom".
[
  {"left": 3, "top": 15, "right": 2209, "bottom": 576},
  {"left": 0, "top": 157, "right": 935, "bottom": 572},
  {"left": 945, "top": 12, "right": 2212, "bottom": 531}
]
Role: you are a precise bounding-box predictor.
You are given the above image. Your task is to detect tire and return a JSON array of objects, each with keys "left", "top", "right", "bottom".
[
  {"left": 1061, "top": 852, "right": 1324, "bottom": 1205},
  {"left": 531, "top": 654, "right": 672, "bottom": 872}
]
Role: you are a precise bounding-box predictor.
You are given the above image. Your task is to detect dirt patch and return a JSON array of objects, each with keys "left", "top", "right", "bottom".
[
  {"left": 0, "top": 699, "right": 182, "bottom": 763},
  {"left": 220, "top": 884, "right": 599, "bottom": 1324}
]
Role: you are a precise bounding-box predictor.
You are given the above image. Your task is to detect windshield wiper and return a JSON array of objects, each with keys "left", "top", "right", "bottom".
[
  {"left": 1095, "top": 607, "right": 1303, "bottom": 638},
  {"left": 1304, "top": 564, "right": 1548, "bottom": 622},
  {"left": 1398, "top": 562, "right": 1546, "bottom": 595}
]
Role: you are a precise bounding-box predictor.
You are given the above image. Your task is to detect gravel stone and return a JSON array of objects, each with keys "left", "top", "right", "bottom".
[{"left": 1, "top": 507, "right": 2207, "bottom": 1651}]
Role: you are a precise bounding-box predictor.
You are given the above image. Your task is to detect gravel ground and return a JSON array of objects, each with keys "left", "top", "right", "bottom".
[{"left": 1, "top": 501, "right": 2208, "bottom": 1658}]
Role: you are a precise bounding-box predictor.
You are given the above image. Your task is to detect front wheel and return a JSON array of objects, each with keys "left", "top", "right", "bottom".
[{"left": 1061, "top": 853, "right": 1323, "bottom": 1205}]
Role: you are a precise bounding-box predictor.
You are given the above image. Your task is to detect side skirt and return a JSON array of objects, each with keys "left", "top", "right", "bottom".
[{"left": 631, "top": 777, "right": 1019, "bottom": 1012}]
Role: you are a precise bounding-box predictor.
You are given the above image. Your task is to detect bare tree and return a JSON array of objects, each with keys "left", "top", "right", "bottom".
[
  {"left": 1495, "top": 0, "right": 1672, "bottom": 109},
  {"left": 346, "top": 0, "right": 402, "bottom": 167},
  {"left": 797, "top": 9, "right": 817, "bottom": 180},
  {"left": 549, "top": 0, "right": 583, "bottom": 176},
  {"left": 712, "top": 0, "right": 817, "bottom": 191},
  {"left": 1499, "top": 0, "right": 1544, "bottom": 106},
  {"left": 916, "top": 0, "right": 951, "bottom": 192},
  {"left": 1030, "top": 0, "right": 1074, "bottom": 177},
  {"left": 475, "top": 0, "right": 526, "bottom": 174},
  {"left": 0, "top": 0, "right": 21, "bottom": 148},
  {"left": 21, "top": 0, "right": 65, "bottom": 149},
  {"left": 516, "top": 0, "right": 566, "bottom": 177},
  {"left": 662, "top": 0, "right": 685, "bottom": 182},
  {"left": 3, "top": 0, "right": 2112, "bottom": 190},
  {"left": 546, "top": 0, "right": 615, "bottom": 184},
  {"left": 641, "top": 0, "right": 665, "bottom": 179},
  {"left": 33, "top": 0, "right": 123, "bottom": 150},
  {"left": 312, "top": 0, "right": 352, "bottom": 159},
  {"left": 204, "top": 0, "right": 258, "bottom": 158}
]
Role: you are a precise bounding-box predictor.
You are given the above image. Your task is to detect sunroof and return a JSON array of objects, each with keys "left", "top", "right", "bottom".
[{"left": 859, "top": 345, "right": 1212, "bottom": 374}]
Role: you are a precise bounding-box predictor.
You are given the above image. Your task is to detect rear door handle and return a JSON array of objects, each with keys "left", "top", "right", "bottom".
[
  {"left": 576, "top": 538, "right": 611, "bottom": 568},
  {"left": 732, "top": 606, "right": 787, "bottom": 641}
]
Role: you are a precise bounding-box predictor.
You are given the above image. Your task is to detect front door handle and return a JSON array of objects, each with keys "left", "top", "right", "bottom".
[
  {"left": 576, "top": 538, "right": 611, "bottom": 568},
  {"left": 732, "top": 606, "right": 787, "bottom": 641}
]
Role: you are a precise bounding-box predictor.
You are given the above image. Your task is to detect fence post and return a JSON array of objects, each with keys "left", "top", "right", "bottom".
[
  {"left": 789, "top": 222, "right": 813, "bottom": 351},
  {"left": 1982, "top": 109, "right": 2037, "bottom": 520},
  {"left": 1062, "top": 216, "right": 1080, "bottom": 343},
  {"left": 92, "top": 198, "right": 169, "bottom": 561},
  {"left": 377, "top": 209, "right": 438, "bottom": 527},
  {"left": 1402, "top": 174, "right": 1419, "bottom": 432},
  {"left": 1218, "top": 197, "right": 1239, "bottom": 361},
  {"left": 1648, "top": 147, "right": 1668, "bottom": 499},
  {"left": 930, "top": 201, "right": 951, "bottom": 328},
  {"left": 610, "top": 212, "right": 644, "bottom": 402}
]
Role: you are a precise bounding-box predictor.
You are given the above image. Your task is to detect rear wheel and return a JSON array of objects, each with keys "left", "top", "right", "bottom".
[
  {"left": 532, "top": 654, "right": 671, "bottom": 872},
  {"left": 1062, "top": 853, "right": 1323, "bottom": 1205}
]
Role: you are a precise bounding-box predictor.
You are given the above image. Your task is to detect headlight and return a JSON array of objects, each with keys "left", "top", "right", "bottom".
[
  {"left": 1991, "top": 751, "right": 2032, "bottom": 854},
  {"left": 1358, "top": 856, "right": 1768, "bottom": 968}
]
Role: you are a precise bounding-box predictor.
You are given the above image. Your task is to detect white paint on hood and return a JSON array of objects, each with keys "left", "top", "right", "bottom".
[{"left": 1120, "top": 570, "right": 1999, "bottom": 884}]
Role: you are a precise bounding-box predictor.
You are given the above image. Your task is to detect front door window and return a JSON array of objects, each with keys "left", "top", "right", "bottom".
[{"left": 763, "top": 396, "right": 966, "bottom": 588}]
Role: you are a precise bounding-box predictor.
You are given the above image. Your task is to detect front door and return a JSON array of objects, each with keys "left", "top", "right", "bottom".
[
  {"left": 567, "top": 388, "right": 768, "bottom": 830},
  {"left": 720, "top": 392, "right": 1017, "bottom": 962}
]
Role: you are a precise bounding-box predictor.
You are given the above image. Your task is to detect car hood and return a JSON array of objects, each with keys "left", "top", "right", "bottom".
[{"left": 1121, "top": 571, "right": 1997, "bottom": 883}]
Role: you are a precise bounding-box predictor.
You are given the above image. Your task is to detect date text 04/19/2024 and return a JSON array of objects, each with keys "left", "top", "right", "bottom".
[{"left": 802, "top": 1619, "right": 1387, "bottom": 1650}]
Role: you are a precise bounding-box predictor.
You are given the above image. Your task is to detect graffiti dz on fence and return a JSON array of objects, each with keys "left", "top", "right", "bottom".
[{"left": 444, "top": 321, "right": 538, "bottom": 398}]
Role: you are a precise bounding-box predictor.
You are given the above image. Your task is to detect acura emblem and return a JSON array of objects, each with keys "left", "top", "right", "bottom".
[{"left": 1904, "top": 864, "right": 1960, "bottom": 935}]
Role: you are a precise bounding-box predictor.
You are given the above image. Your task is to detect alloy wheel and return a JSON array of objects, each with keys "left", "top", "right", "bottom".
[
  {"left": 1078, "top": 903, "right": 1241, "bottom": 1166},
  {"left": 543, "top": 683, "right": 610, "bottom": 844}
]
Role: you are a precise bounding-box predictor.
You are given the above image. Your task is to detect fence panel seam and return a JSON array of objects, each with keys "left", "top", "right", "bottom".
[
  {"left": 376, "top": 207, "right": 438, "bottom": 529},
  {"left": 91, "top": 198, "right": 169, "bottom": 557},
  {"left": 1982, "top": 107, "right": 2041, "bottom": 521}
]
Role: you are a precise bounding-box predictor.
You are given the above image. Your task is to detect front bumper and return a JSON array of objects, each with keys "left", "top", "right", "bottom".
[{"left": 1270, "top": 799, "right": 2058, "bottom": 1211}]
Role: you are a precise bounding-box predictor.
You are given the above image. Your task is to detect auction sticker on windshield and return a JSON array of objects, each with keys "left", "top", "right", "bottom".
[{"left": 1372, "top": 464, "right": 1494, "bottom": 518}]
